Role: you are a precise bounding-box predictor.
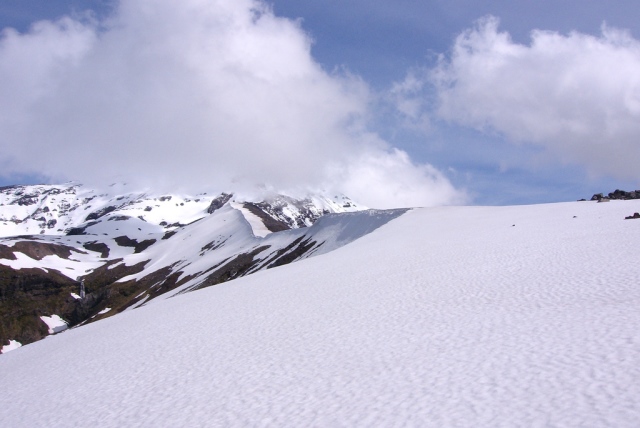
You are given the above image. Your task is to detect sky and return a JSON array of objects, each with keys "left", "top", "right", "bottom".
[{"left": 0, "top": 0, "right": 639, "bottom": 207}]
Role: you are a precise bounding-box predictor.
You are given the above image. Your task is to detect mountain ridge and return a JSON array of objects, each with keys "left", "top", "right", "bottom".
[{"left": 0, "top": 183, "right": 403, "bottom": 351}]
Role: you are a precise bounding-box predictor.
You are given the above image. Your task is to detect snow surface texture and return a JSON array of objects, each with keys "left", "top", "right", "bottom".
[{"left": 2, "top": 200, "right": 640, "bottom": 426}]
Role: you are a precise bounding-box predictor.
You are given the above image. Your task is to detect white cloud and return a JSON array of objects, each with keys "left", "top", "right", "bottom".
[
  {"left": 430, "top": 16, "right": 640, "bottom": 181},
  {"left": 387, "top": 71, "right": 432, "bottom": 133},
  {"left": 334, "top": 147, "right": 467, "bottom": 209},
  {"left": 0, "top": 0, "right": 463, "bottom": 208}
]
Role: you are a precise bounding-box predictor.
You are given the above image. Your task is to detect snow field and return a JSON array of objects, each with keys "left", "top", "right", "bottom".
[
  {"left": 1, "top": 340, "right": 22, "bottom": 353},
  {"left": 230, "top": 201, "right": 272, "bottom": 238},
  {"left": 39, "top": 315, "right": 68, "bottom": 335},
  {"left": 1, "top": 200, "right": 640, "bottom": 426},
  {"left": 0, "top": 246, "right": 106, "bottom": 280}
]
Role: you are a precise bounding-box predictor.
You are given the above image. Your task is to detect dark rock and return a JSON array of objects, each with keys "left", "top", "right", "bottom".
[
  {"left": 11, "top": 241, "right": 81, "bottom": 261},
  {"left": 609, "top": 189, "right": 628, "bottom": 199},
  {"left": 12, "top": 195, "right": 39, "bottom": 206},
  {"left": 207, "top": 193, "right": 233, "bottom": 214},
  {"left": 115, "top": 264, "right": 196, "bottom": 303},
  {"left": 114, "top": 235, "right": 137, "bottom": 247},
  {"left": 194, "top": 245, "right": 271, "bottom": 291},
  {"left": 85, "top": 205, "right": 117, "bottom": 221},
  {"left": 66, "top": 221, "right": 99, "bottom": 235},
  {"left": 83, "top": 241, "right": 110, "bottom": 258},
  {"left": 0, "top": 245, "right": 17, "bottom": 260},
  {"left": 242, "top": 202, "right": 291, "bottom": 232},
  {"left": 200, "top": 238, "right": 227, "bottom": 253},
  {"left": 624, "top": 212, "right": 640, "bottom": 220},
  {"left": 264, "top": 237, "right": 319, "bottom": 269},
  {"left": 0, "top": 265, "right": 81, "bottom": 347},
  {"left": 165, "top": 222, "right": 185, "bottom": 228},
  {"left": 591, "top": 190, "right": 640, "bottom": 201},
  {"left": 114, "top": 236, "right": 156, "bottom": 253},
  {"left": 134, "top": 239, "right": 156, "bottom": 253},
  {"left": 162, "top": 230, "right": 177, "bottom": 240}
]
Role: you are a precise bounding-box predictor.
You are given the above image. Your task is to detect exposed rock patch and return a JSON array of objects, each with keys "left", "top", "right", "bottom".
[
  {"left": 114, "top": 236, "right": 157, "bottom": 253},
  {"left": 162, "top": 231, "right": 177, "bottom": 240},
  {"left": 0, "top": 245, "right": 17, "bottom": 260},
  {"left": 11, "top": 241, "right": 84, "bottom": 261},
  {"left": 83, "top": 241, "right": 110, "bottom": 258},
  {"left": 0, "top": 265, "right": 78, "bottom": 346},
  {"left": 591, "top": 189, "right": 640, "bottom": 202},
  {"left": 243, "top": 202, "right": 291, "bottom": 232},
  {"left": 195, "top": 245, "right": 270, "bottom": 290},
  {"left": 266, "top": 237, "right": 319, "bottom": 269},
  {"left": 66, "top": 221, "right": 99, "bottom": 235},
  {"left": 85, "top": 205, "right": 117, "bottom": 221},
  {"left": 207, "top": 193, "right": 233, "bottom": 214}
]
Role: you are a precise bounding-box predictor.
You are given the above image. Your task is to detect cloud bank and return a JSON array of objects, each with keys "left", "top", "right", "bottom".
[
  {"left": 430, "top": 16, "right": 640, "bottom": 181},
  {"left": 0, "top": 0, "right": 465, "bottom": 208}
]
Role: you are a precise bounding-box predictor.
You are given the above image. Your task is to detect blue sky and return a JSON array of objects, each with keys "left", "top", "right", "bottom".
[{"left": 1, "top": 0, "right": 639, "bottom": 206}]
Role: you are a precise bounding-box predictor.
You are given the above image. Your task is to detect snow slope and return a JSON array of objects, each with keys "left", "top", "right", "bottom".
[
  {"left": 0, "top": 183, "right": 370, "bottom": 349},
  {"left": 2, "top": 200, "right": 640, "bottom": 426}
]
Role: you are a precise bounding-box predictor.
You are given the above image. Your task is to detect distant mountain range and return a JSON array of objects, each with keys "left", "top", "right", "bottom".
[{"left": 0, "top": 183, "right": 405, "bottom": 350}]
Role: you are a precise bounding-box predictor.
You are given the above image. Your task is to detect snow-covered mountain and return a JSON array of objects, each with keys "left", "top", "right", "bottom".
[
  {"left": 0, "top": 182, "right": 361, "bottom": 238},
  {"left": 2, "top": 198, "right": 640, "bottom": 426},
  {"left": 0, "top": 183, "right": 379, "bottom": 348}
]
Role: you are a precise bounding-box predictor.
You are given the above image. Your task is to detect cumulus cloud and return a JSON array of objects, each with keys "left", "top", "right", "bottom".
[
  {"left": 332, "top": 147, "right": 467, "bottom": 208},
  {"left": 430, "top": 16, "right": 640, "bottom": 180},
  {"left": 0, "top": 0, "right": 464, "bottom": 208}
]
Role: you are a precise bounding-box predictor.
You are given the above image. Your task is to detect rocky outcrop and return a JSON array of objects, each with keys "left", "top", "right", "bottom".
[
  {"left": 207, "top": 193, "right": 233, "bottom": 214},
  {"left": 114, "top": 236, "right": 157, "bottom": 253},
  {"left": 242, "top": 202, "right": 291, "bottom": 232},
  {"left": 591, "top": 189, "right": 640, "bottom": 202},
  {"left": 0, "top": 265, "right": 79, "bottom": 347}
]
